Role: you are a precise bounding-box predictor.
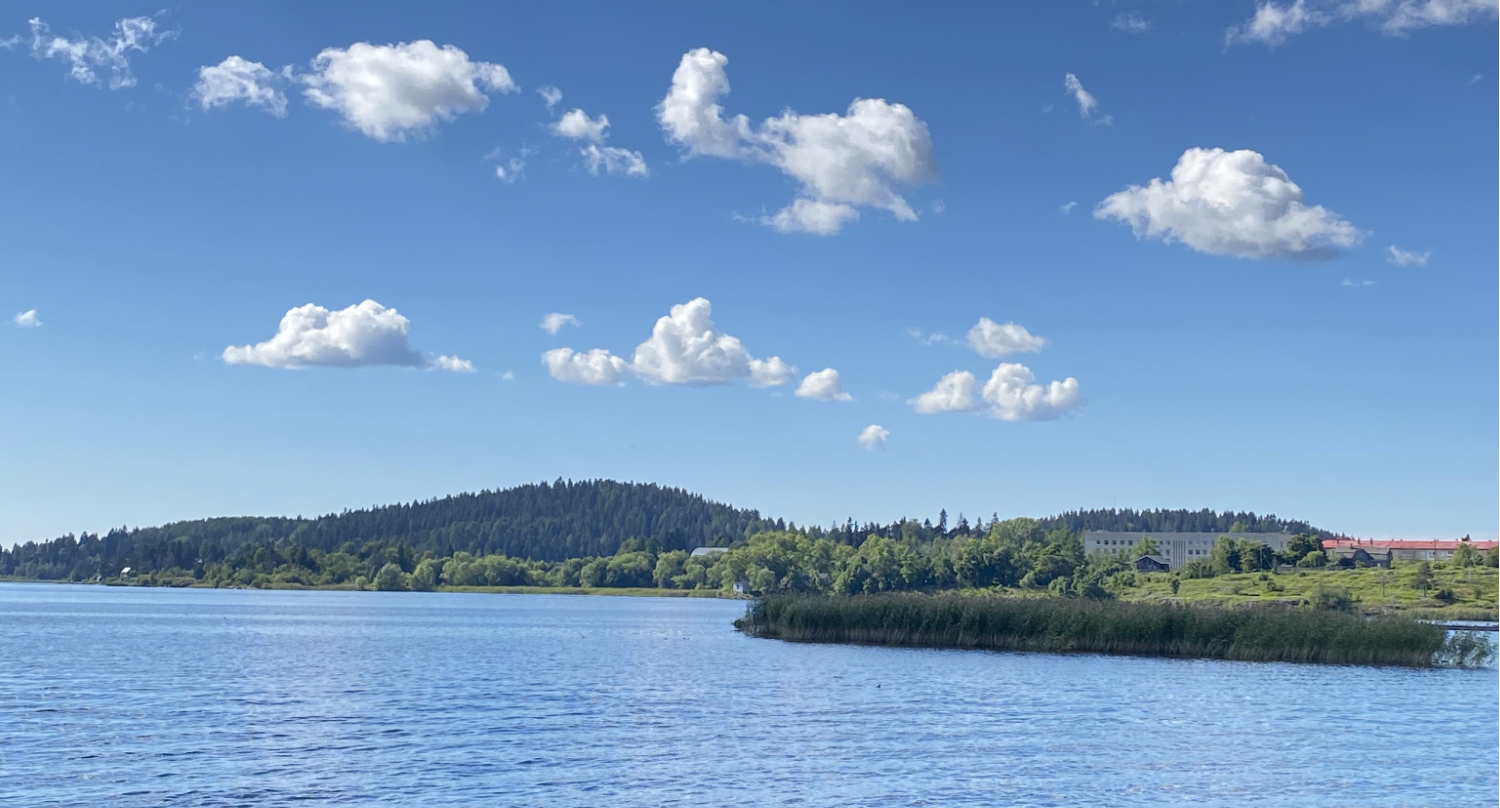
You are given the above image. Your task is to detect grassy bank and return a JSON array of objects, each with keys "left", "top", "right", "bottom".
[
  {"left": 738, "top": 593, "right": 1492, "bottom": 668},
  {"left": 1115, "top": 566, "right": 1498, "bottom": 618}
]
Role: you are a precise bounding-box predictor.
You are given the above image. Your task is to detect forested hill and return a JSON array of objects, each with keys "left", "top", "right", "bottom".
[
  {"left": 3, "top": 480, "right": 775, "bottom": 580},
  {"left": 1, "top": 480, "right": 1327, "bottom": 582}
]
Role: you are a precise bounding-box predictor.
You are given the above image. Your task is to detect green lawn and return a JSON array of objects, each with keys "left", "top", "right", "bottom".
[{"left": 1119, "top": 565, "right": 1498, "bottom": 619}]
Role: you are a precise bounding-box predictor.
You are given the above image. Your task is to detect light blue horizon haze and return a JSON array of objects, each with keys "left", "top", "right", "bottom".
[{"left": 1, "top": 1, "right": 1495, "bottom": 546}]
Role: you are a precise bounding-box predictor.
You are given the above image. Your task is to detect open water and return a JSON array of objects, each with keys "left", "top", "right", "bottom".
[{"left": 2, "top": 583, "right": 1496, "bottom": 807}]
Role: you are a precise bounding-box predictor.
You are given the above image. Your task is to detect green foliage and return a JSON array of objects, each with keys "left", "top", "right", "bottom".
[
  {"left": 373, "top": 562, "right": 407, "bottom": 591},
  {"left": 1308, "top": 586, "right": 1356, "bottom": 613},
  {"left": 738, "top": 593, "right": 1449, "bottom": 667}
]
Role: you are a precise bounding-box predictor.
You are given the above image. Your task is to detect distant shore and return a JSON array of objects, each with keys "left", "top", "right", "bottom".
[{"left": 0, "top": 578, "right": 745, "bottom": 600}]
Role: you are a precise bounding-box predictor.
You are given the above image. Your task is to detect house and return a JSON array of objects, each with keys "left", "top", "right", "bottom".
[
  {"left": 689, "top": 547, "right": 730, "bottom": 558},
  {"left": 1327, "top": 546, "right": 1392, "bottom": 569},
  {"left": 1134, "top": 555, "right": 1170, "bottom": 573},
  {"left": 1321, "top": 536, "right": 1497, "bottom": 563},
  {"left": 732, "top": 580, "right": 752, "bottom": 595}
]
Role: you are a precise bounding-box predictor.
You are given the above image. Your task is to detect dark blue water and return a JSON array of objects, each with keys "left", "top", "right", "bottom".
[{"left": 2, "top": 583, "right": 1496, "bottom": 807}]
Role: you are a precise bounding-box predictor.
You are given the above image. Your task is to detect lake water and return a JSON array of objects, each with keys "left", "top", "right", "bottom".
[{"left": 2, "top": 583, "right": 1496, "bottom": 807}]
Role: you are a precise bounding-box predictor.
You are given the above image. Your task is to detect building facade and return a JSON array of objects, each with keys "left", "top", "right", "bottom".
[{"left": 1084, "top": 532, "right": 1293, "bottom": 571}]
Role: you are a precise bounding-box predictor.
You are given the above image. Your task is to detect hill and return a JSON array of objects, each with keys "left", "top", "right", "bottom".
[
  {"left": 0, "top": 480, "right": 1326, "bottom": 582},
  {"left": 2, "top": 480, "right": 774, "bottom": 580}
]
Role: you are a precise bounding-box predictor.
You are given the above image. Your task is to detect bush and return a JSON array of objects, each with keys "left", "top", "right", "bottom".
[{"left": 1309, "top": 586, "right": 1356, "bottom": 613}]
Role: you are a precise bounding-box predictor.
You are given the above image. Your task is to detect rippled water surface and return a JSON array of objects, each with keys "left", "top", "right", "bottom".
[{"left": 2, "top": 583, "right": 1496, "bottom": 807}]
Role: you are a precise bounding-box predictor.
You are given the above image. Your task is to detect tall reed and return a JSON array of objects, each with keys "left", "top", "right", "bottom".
[{"left": 737, "top": 593, "right": 1465, "bottom": 668}]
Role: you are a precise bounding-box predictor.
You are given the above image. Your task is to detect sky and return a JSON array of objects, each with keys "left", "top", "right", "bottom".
[{"left": 2, "top": 0, "right": 1496, "bottom": 545}]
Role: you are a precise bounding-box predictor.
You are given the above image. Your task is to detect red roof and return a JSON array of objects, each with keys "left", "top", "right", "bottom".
[{"left": 1322, "top": 537, "right": 1498, "bottom": 551}]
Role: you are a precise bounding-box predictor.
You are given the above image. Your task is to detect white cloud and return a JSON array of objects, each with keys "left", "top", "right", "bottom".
[
  {"left": 581, "top": 144, "right": 649, "bottom": 177},
  {"left": 1228, "top": 0, "right": 1497, "bottom": 45},
  {"left": 1387, "top": 245, "right": 1430, "bottom": 266},
  {"left": 1227, "top": 0, "right": 1322, "bottom": 45},
  {"left": 1060, "top": 201, "right": 1078, "bottom": 215},
  {"left": 795, "top": 368, "right": 852, "bottom": 401},
  {"left": 906, "top": 327, "right": 953, "bottom": 346},
  {"left": 544, "top": 298, "right": 799, "bottom": 391},
  {"left": 632, "top": 297, "right": 792, "bottom": 386},
  {"left": 909, "top": 364, "right": 1085, "bottom": 422},
  {"left": 657, "top": 48, "right": 936, "bottom": 235},
  {"left": 24, "top": 15, "right": 174, "bottom": 90},
  {"left": 760, "top": 199, "right": 859, "bottom": 234},
  {"left": 1094, "top": 147, "right": 1363, "bottom": 260},
  {"left": 542, "top": 347, "right": 628, "bottom": 385},
  {"left": 858, "top": 424, "right": 890, "bottom": 450},
  {"left": 552, "top": 107, "right": 648, "bottom": 177},
  {"left": 13, "top": 309, "right": 41, "bottom": 328},
  {"left": 749, "top": 356, "right": 797, "bottom": 388},
  {"left": 192, "top": 56, "right": 290, "bottom": 117},
  {"left": 431, "top": 355, "right": 475, "bottom": 373},
  {"left": 541, "top": 313, "right": 580, "bottom": 334},
  {"left": 1342, "top": 278, "right": 1377, "bottom": 287},
  {"left": 501, "top": 370, "right": 516, "bottom": 380},
  {"left": 302, "top": 40, "right": 515, "bottom": 142},
  {"left": 537, "top": 85, "right": 562, "bottom": 110},
  {"left": 1112, "top": 12, "right": 1153, "bottom": 32},
  {"left": 494, "top": 157, "right": 526, "bottom": 183},
  {"left": 223, "top": 300, "right": 462, "bottom": 371},
  {"left": 967, "top": 318, "right": 1046, "bottom": 358},
  {"left": 1064, "top": 73, "right": 1111, "bottom": 124},
  {"left": 909, "top": 370, "right": 980, "bottom": 414},
  {"left": 553, "top": 108, "right": 610, "bottom": 142}
]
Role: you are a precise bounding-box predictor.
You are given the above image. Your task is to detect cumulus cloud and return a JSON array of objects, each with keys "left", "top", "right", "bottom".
[
  {"left": 302, "top": 40, "right": 515, "bottom": 142},
  {"left": 968, "top": 318, "right": 1045, "bottom": 358},
  {"left": 657, "top": 48, "right": 936, "bottom": 235},
  {"left": 909, "top": 370, "right": 980, "bottom": 414},
  {"left": 1064, "top": 73, "right": 1111, "bottom": 124},
  {"left": 542, "top": 347, "right": 629, "bottom": 385},
  {"left": 761, "top": 199, "right": 859, "bottom": 234},
  {"left": 581, "top": 144, "right": 649, "bottom": 177},
  {"left": 795, "top": 368, "right": 852, "bottom": 401},
  {"left": 909, "top": 364, "right": 1085, "bottom": 422},
  {"left": 431, "top": 355, "right": 475, "bottom": 373},
  {"left": 551, "top": 107, "right": 649, "bottom": 177},
  {"left": 192, "top": 56, "right": 290, "bottom": 117},
  {"left": 1060, "top": 201, "right": 1078, "bottom": 214},
  {"left": 1094, "top": 147, "right": 1363, "bottom": 260},
  {"left": 13, "top": 309, "right": 41, "bottom": 328},
  {"left": 858, "top": 424, "right": 890, "bottom": 450},
  {"left": 906, "top": 327, "right": 953, "bottom": 346},
  {"left": 23, "top": 15, "right": 174, "bottom": 90},
  {"left": 1227, "top": 0, "right": 1497, "bottom": 45},
  {"left": 544, "top": 298, "right": 798, "bottom": 390},
  {"left": 1112, "top": 12, "right": 1153, "bottom": 32},
  {"left": 540, "top": 312, "right": 580, "bottom": 334},
  {"left": 537, "top": 85, "right": 562, "bottom": 110},
  {"left": 223, "top": 300, "right": 467, "bottom": 371},
  {"left": 553, "top": 108, "right": 610, "bottom": 142},
  {"left": 633, "top": 298, "right": 792, "bottom": 386},
  {"left": 1387, "top": 245, "right": 1430, "bottom": 266}
]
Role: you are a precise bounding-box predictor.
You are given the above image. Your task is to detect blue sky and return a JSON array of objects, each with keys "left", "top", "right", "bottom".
[{"left": 2, "top": 1, "right": 1495, "bottom": 545}]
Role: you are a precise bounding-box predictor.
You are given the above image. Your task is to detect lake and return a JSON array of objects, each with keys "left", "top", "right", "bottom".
[{"left": 2, "top": 583, "right": 1496, "bottom": 807}]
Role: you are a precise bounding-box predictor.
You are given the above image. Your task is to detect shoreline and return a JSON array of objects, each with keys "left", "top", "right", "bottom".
[{"left": 0, "top": 578, "right": 747, "bottom": 600}]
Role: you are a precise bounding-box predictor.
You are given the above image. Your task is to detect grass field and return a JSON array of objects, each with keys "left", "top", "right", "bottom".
[{"left": 1115, "top": 566, "right": 1498, "bottom": 619}]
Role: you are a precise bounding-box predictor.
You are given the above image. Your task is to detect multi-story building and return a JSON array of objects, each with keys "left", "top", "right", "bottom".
[
  {"left": 1321, "top": 537, "right": 1496, "bottom": 563},
  {"left": 1084, "top": 531, "right": 1294, "bottom": 571}
]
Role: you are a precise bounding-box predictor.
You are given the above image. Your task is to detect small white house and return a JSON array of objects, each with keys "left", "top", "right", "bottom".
[{"left": 732, "top": 580, "right": 752, "bottom": 595}]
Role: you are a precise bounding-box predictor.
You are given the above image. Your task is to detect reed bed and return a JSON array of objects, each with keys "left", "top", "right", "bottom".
[{"left": 737, "top": 593, "right": 1479, "bottom": 668}]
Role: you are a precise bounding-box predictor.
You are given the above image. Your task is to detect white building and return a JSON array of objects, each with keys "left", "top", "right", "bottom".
[{"left": 1084, "top": 532, "right": 1293, "bottom": 571}]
